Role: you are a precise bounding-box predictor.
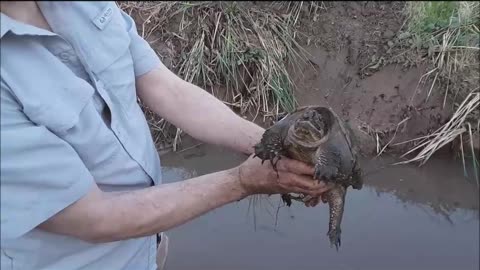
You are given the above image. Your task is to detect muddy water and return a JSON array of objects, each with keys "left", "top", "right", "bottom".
[{"left": 160, "top": 138, "right": 479, "bottom": 270}]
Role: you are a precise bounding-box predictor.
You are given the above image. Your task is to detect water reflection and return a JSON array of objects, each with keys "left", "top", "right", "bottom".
[{"left": 160, "top": 139, "right": 479, "bottom": 270}]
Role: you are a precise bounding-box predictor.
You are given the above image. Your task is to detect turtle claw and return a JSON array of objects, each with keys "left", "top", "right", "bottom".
[
  {"left": 253, "top": 141, "right": 282, "bottom": 175},
  {"left": 271, "top": 155, "right": 281, "bottom": 171},
  {"left": 328, "top": 227, "right": 342, "bottom": 251},
  {"left": 281, "top": 194, "right": 292, "bottom": 207}
]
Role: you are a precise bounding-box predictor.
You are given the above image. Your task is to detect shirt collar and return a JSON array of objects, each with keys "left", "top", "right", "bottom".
[
  {"left": 0, "top": 13, "right": 14, "bottom": 38},
  {"left": 0, "top": 11, "right": 56, "bottom": 39}
]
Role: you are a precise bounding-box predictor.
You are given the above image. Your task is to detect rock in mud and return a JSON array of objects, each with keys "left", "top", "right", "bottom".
[{"left": 383, "top": 30, "right": 395, "bottom": 39}]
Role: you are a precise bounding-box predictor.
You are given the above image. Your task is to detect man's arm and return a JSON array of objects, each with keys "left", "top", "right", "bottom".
[
  {"left": 135, "top": 64, "right": 265, "bottom": 155},
  {"left": 38, "top": 156, "right": 328, "bottom": 243},
  {"left": 39, "top": 167, "right": 246, "bottom": 243},
  {"left": 1, "top": 80, "right": 327, "bottom": 243}
]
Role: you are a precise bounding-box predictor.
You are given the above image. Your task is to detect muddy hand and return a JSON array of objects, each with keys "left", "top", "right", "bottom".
[
  {"left": 303, "top": 182, "right": 335, "bottom": 207},
  {"left": 304, "top": 195, "right": 322, "bottom": 207},
  {"left": 237, "top": 155, "right": 330, "bottom": 197}
]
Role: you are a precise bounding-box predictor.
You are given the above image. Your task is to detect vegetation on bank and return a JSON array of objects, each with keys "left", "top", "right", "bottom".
[
  {"left": 397, "top": 1, "right": 479, "bottom": 183},
  {"left": 120, "top": 1, "right": 310, "bottom": 116},
  {"left": 119, "top": 1, "right": 312, "bottom": 151}
]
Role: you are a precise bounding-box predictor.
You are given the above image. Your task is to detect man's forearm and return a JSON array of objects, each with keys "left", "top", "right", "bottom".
[
  {"left": 170, "top": 82, "right": 265, "bottom": 154},
  {"left": 40, "top": 168, "right": 247, "bottom": 243},
  {"left": 136, "top": 66, "right": 265, "bottom": 155},
  {"left": 96, "top": 168, "right": 246, "bottom": 242}
]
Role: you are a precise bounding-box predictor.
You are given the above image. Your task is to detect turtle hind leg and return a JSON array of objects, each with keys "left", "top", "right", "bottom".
[{"left": 327, "top": 226, "right": 342, "bottom": 251}]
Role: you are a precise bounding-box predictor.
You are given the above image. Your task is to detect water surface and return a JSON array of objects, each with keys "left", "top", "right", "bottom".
[{"left": 160, "top": 139, "right": 479, "bottom": 270}]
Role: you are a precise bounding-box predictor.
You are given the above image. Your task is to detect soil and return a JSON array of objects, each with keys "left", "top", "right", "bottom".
[
  {"left": 286, "top": 1, "right": 454, "bottom": 156},
  {"left": 127, "top": 1, "right": 474, "bottom": 158}
]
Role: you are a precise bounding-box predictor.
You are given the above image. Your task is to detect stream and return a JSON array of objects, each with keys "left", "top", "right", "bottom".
[{"left": 159, "top": 138, "right": 479, "bottom": 270}]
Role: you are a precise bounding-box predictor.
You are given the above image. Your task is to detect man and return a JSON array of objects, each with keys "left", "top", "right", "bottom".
[{"left": 0, "top": 2, "right": 329, "bottom": 270}]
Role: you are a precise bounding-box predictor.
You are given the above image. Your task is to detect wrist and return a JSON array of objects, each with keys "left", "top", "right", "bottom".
[
  {"left": 241, "top": 125, "right": 265, "bottom": 155},
  {"left": 227, "top": 166, "right": 251, "bottom": 199}
]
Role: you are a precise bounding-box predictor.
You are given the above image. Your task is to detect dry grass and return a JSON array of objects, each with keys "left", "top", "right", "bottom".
[
  {"left": 396, "top": 1, "right": 480, "bottom": 183},
  {"left": 394, "top": 91, "right": 479, "bottom": 178},
  {"left": 119, "top": 1, "right": 311, "bottom": 150}
]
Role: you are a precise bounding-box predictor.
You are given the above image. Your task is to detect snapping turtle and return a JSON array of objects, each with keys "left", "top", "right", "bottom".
[{"left": 253, "top": 106, "right": 362, "bottom": 250}]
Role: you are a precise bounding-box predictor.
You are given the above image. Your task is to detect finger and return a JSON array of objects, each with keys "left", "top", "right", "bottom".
[
  {"left": 307, "top": 185, "right": 333, "bottom": 197},
  {"left": 305, "top": 197, "right": 319, "bottom": 207},
  {"left": 304, "top": 197, "right": 313, "bottom": 207},
  {"left": 276, "top": 158, "right": 315, "bottom": 175},
  {"left": 278, "top": 185, "right": 312, "bottom": 196},
  {"left": 321, "top": 195, "right": 328, "bottom": 204},
  {"left": 278, "top": 173, "right": 326, "bottom": 191},
  {"left": 305, "top": 196, "right": 320, "bottom": 207},
  {"left": 278, "top": 183, "right": 330, "bottom": 198}
]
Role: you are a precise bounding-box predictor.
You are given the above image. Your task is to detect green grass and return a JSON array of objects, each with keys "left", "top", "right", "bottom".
[
  {"left": 407, "top": 2, "right": 458, "bottom": 35},
  {"left": 405, "top": 1, "right": 479, "bottom": 64}
]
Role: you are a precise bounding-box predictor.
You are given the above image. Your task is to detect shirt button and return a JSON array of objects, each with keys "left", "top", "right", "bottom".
[
  {"left": 59, "top": 52, "right": 70, "bottom": 61},
  {"left": 115, "top": 125, "right": 122, "bottom": 136}
]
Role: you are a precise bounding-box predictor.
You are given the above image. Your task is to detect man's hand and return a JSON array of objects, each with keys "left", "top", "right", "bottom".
[
  {"left": 304, "top": 195, "right": 324, "bottom": 207},
  {"left": 236, "top": 155, "right": 331, "bottom": 197}
]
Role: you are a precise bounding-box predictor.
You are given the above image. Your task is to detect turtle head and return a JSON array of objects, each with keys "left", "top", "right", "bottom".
[{"left": 289, "top": 108, "right": 329, "bottom": 145}]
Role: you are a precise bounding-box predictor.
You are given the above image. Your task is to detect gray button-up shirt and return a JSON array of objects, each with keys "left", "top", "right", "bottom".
[{"left": 1, "top": 2, "right": 164, "bottom": 269}]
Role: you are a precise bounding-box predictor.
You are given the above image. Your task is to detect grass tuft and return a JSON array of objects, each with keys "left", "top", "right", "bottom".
[
  {"left": 121, "top": 1, "right": 308, "bottom": 116},
  {"left": 119, "top": 1, "right": 310, "bottom": 150},
  {"left": 397, "top": 1, "right": 480, "bottom": 180},
  {"left": 396, "top": 91, "right": 479, "bottom": 185}
]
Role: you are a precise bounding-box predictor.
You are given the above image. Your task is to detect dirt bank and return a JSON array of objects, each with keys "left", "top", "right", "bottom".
[
  {"left": 284, "top": 1, "right": 458, "bottom": 157},
  {"left": 125, "top": 1, "right": 478, "bottom": 160}
]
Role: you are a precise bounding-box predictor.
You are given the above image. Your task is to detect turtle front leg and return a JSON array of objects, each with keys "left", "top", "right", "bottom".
[
  {"left": 313, "top": 148, "right": 341, "bottom": 183},
  {"left": 253, "top": 139, "right": 283, "bottom": 174}
]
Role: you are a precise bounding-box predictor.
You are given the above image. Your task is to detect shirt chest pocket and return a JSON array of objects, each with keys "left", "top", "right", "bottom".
[
  {"left": 22, "top": 80, "right": 95, "bottom": 137},
  {"left": 2, "top": 35, "right": 97, "bottom": 137},
  {"left": 77, "top": 2, "right": 137, "bottom": 114}
]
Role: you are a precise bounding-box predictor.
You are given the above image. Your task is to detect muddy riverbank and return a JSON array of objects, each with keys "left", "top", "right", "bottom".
[
  {"left": 126, "top": 1, "right": 478, "bottom": 160},
  {"left": 159, "top": 137, "right": 479, "bottom": 270}
]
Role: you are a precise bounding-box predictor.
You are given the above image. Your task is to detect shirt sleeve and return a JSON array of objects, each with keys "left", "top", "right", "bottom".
[
  {"left": 0, "top": 81, "right": 95, "bottom": 240},
  {"left": 117, "top": 6, "right": 164, "bottom": 77}
]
